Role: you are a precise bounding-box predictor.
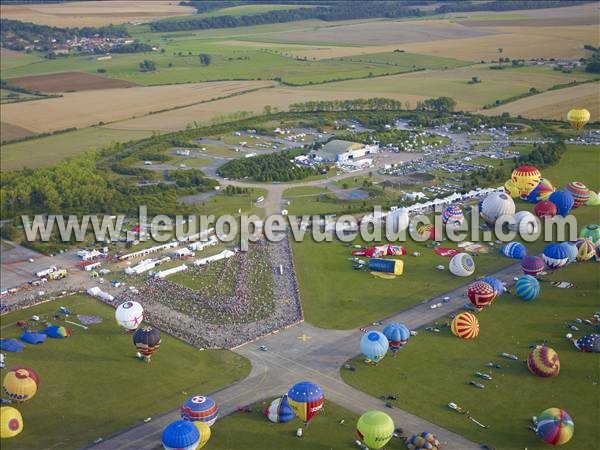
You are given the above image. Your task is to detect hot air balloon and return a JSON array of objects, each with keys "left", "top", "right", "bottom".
[
  {"left": 480, "top": 192, "right": 516, "bottom": 225},
  {"left": 586, "top": 191, "right": 600, "bottom": 206},
  {"left": 504, "top": 179, "right": 520, "bottom": 198},
  {"left": 368, "top": 258, "right": 404, "bottom": 276},
  {"left": 580, "top": 224, "right": 600, "bottom": 244},
  {"left": 416, "top": 223, "right": 440, "bottom": 241},
  {"left": 500, "top": 242, "right": 527, "bottom": 259},
  {"left": 115, "top": 301, "right": 144, "bottom": 331},
  {"left": 558, "top": 242, "right": 578, "bottom": 263},
  {"left": 162, "top": 420, "right": 199, "bottom": 450},
  {"left": 509, "top": 211, "right": 539, "bottom": 235},
  {"left": 481, "top": 276, "right": 505, "bottom": 296},
  {"left": 521, "top": 256, "right": 545, "bottom": 276},
  {"left": 451, "top": 312, "right": 479, "bottom": 339},
  {"left": 264, "top": 395, "right": 295, "bottom": 423},
  {"left": 449, "top": 253, "right": 475, "bottom": 277},
  {"left": 132, "top": 326, "right": 161, "bottom": 363},
  {"left": 406, "top": 432, "right": 441, "bottom": 450},
  {"left": 44, "top": 325, "right": 71, "bottom": 338},
  {"left": 0, "top": 407, "right": 23, "bottom": 439},
  {"left": 2, "top": 367, "right": 39, "bottom": 402},
  {"left": 360, "top": 331, "right": 389, "bottom": 362},
  {"left": 536, "top": 408, "right": 574, "bottom": 446},
  {"left": 543, "top": 244, "right": 568, "bottom": 269},
  {"left": 467, "top": 281, "right": 496, "bottom": 309},
  {"left": 575, "top": 238, "right": 595, "bottom": 261},
  {"left": 515, "top": 275, "right": 540, "bottom": 301},
  {"left": 193, "top": 421, "right": 211, "bottom": 449},
  {"left": 549, "top": 191, "right": 574, "bottom": 217},
  {"left": 442, "top": 205, "right": 464, "bottom": 229},
  {"left": 287, "top": 381, "right": 324, "bottom": 425},
  {"left": 356, "top": 410, "right": 395, "bottom": 449},
  {"left": 528, "top": 346, "right": 560, "bottom": 378},
  {"left": 566, "top": 181, "right": 590, "bottom": 208},
  {"left": 573, "top": 333, "right": 600, "bottom": 353},
  {"left": 567, "top": 108, "right": 590, "bottom": 129},
  {"left": 512, "top": 165, "right": 541, "bottom": 197},
  {"left": 181, "top": 395, "right": 218, "bottom": 426},
  {"left": 535, "top": 200, "right": 557, "bottom": 219},
  {"left": 382, "top": 323, "right": 410, "bottom": 351},
  {"left": 525, "top": 178, "right": 554, "bottom": 203}
]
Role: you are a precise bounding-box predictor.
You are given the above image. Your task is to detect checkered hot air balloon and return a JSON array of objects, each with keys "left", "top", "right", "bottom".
[
  {"left": 536, "top": 408, "right": 574, "bottom": 446},
  {"left": 573, "top": 333, "right": 600, "bottom": 353},
  {"left": 181, "top": 395, "right": 219, "bottom": 426},
  {"left": 406, "top": 431, "right": 441, "bottom": 450},
  {"left": 515, "top": 275, "right": 540, "bottom": 301},
  {"left": 481, "top": 276, "right": 505, "bottom": 296},
  {"left": 575, "top": 238, "right": 596, "bottom": 261},
  {"left": 566, "top": 181, "right": 590, "bottom": 208},
  {"left": 451, "top": 312, "right": 479, "bottom": 339},
  {"left": 543, "top": 244, "right": 568, "bottom": 269},
  {"left": 534, "top": 200, "right": 557, "bottom": 219},
  {"left": 467, "top": 281, "right": 496, "bottom": 308},
  {"left": 521, "top": 256, "right": 545, "bottom": 276},
  {"left": 527, "top": 346, "right": 560, "bottom": 378}
]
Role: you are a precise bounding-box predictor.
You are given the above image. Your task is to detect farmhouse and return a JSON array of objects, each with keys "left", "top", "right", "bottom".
[{"left": 315, "top": 139, "right": 379, "bottom": 163}]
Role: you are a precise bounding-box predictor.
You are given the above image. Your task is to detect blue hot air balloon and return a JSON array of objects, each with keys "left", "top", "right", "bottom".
[
  {"left": 500, "top": 242, "right": 527, "bottom": 259},
  {"left": 549, "top": 190, "right": 574, "bottom": 217},
  {"left": 515, "top": 275, "right": 540, "bottom": 301},
  {"left": 180, "top": 396, "right": 218, "bottom": 426},
  {"left": 559, "top": 242, "right": 578, "bottom": 263},
  {"left": 382, "top": 323, "right": 410, "bottom": 352},
  {"left": 162, "top": 420, "right": 200, "bottom": 450},
  {"left": 264, "top": 395, "right": 295, "bottom": 423},
  {"left": 287, "top": 381, "right": 324, "bottom": 424},
  {"left": 360, "top": 331, "right": 389, "bottom": 362},
  {"left": 481, "top": 276, "right": 505, "bottom": 296},
  {"left": 543, "top": 243, "right": 569, "bottom": 270}
]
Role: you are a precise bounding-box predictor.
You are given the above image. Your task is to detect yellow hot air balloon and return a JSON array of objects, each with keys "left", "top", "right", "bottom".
[
  {"left": 356, "top": 411, "right": 394, "bottom": 449},
  {"left": 0, "top": 406, "right": 23, "bottom": 438},
  {"left": 193, "top": 421, "right": 211, "bottom": 449},
  {"left": 504, "top": 179, "right": 520, "bottom": 198},
  {"left": 567, "top": 108, "right": 590, "bottom": 129},
  {"left": 2, "top": 367, "right": 39, "bottom": 403},
  {"left": 511, "top": 165, "right": 541, "bottom": 197}
]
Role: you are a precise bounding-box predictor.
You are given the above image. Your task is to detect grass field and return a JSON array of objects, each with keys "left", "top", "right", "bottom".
[
  {"left": 342, "top": 262, "right": 600, "bottom": 450},
  {"left": 207, "top": 399, "right": 409, "bottom": 449},
  {"left": 0, "top": 295, "right": 250, "bottom": 450},
  {"left": 1, "top": 127, "right": 155, "bottom": 171}
]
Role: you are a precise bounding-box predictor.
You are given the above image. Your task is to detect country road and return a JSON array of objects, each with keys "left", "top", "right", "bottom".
[{"left": 90, "top": 259, "right": 524, "bottom": 450}]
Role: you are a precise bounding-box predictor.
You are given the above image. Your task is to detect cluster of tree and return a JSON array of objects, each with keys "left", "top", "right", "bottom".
[
  {"left": 584, "top": 48, "right": 600, "bottom": 74},
  {"left": 110, "top": 42, "right": 153, "bottom": 54},
  {"left": 335, "top": 129, "right": 411, "bottom": 147},
  {"left": 416, "top": 97, "right": 457, "bottom": 114},
  {"left": 150, "top": 2, "right": 423, "bottom": 32},
  {"left": 514, "top": 141, "right": 566, "bottom": 169},
  {"left": 181, "top": 1, "right": 243, "bottom": 14},
  {"left": 224, "top": 185, "right": 249, "bottom": 195},
  {"left": 0, "top": 19, "right": 128, "bottom": 51},
  {"left": 218, "top": 151, "right": 314, "bottom": 182},
  {"left": 289, "top": 98, "right": 403, "bottom": 113},
  {"left": 139, "top": 60, "right": 157, "bottom": 72},
  {"left": 169, "top": 169, "right": 218, "bottom": 189},
  {"left": 199, "top": 53, "right": 212, "bottom": 66},
  {"left": 434, "top": 1, "right": 586, "bottom": 14}
]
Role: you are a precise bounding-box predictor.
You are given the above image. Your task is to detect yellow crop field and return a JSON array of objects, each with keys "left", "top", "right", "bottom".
[
  {"left": 0, "top": 1, "right": 196, "bottom": 27},
  {"left": 0, "top": 80, "right": 276, "bottom": 134},
  {"left": 481, "top": 82, "right": 600, "bottom": 120}
]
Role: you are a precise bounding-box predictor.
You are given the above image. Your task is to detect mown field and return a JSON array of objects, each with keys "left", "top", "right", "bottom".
[
  {"left": 342, "top": 261, "right": 600, "bottom": 450},
  {"left": 0, "top": 295, "right": 250, "bottom": 450}
]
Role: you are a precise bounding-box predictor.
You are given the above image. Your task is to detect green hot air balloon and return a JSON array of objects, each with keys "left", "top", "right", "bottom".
[{"left": 357, "top": 410, "right": 394, "bottom": 449}]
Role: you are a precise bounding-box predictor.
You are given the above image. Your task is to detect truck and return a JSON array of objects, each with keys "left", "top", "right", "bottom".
[{"left": 48, "top": 269, "right": 68, "bottom": 280}]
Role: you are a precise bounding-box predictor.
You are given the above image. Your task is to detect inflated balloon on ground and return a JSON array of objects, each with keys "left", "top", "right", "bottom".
[
  {"left": 566, "top": 181, "right": 590, "bottom": 208},
  {"left": 543, "top": 244, "right": 568, "bottom": 269},
  {"left": 558, "top": 242, "right": 578, "bottom": 263},
  {"left": 132, "top": 326, "right": 161, "bottom": 362},
  {"left": 360, "top": 331, "right": 389, "bottom": 362},
  {"left": 356, "top": 410, "right": 394, "bottom": 449},
  {"left": 161, "top": 420, "right": 199, "bottom": 450},
  {"left": 382, "top": 323, "right": 410, "bottom": 351},
  {"left": 536, "top": 407, "right": 574, "bottom": 445},
  {"left": 521, "top": 256, "right": 545, "bottom": 276},
  {"left": 467, "top": 281, "right": 496, "bottom": 308},
  {"left": 511, "top": 165, "right": 541, "bottom": 197},
  {"left": 580, "top": 224, "right": 600, "bottom": 244},
  {"left": 535, "top": 200, "right": 557, "bottom": 219},
  {"left": 264, "top": 395, "right": 295, "bottom": 423},
  {"left": 481, "top": 276, "right": 505, "bottom": 296},
  {"left": 525, "top": 178, "right": 554, "bottom": 203},
  {"left": 449, "top": 253, "right": 475, "bottom": 277},
  {"left": 2, "top": 367, "right": 39, "bottom": 402},
  {"left": 575, "top": 238, "right": 596, "bottom": 261},
  {"left": 451, "top": 312, "right": 479, "bottom": 339},
  {"left": 287, "top": 381, "right": 324, "bottom": 424},
  {"left": 500, "top": 242, "right": 527, "bottom": 259},
  {"left": 515, "top": 275, "right": 540, "bottom": 301},
  {"left": 528, "top": 346, "right": 560, "bottom": 378},
  {"left": 549, "top": 191, "right": 574, "bottom": 217},
  {"left": 481, "top": 191, "right": 516, "bottom": 224},
  {"left": 192, "top": 421, "right": 211, "bottom": 449},
  {"left": 180, "top": 395, "right": 218, "bottom": 426},
  {"left": 573, "top": 333, "right": 600, "bottom": 353},
  {"left": 441, "top": 205, "right": 464, "bottom": 228},
  {"left": 406, "top": 431, "right": 441, "bottom": 450},
  {"left": 0, "top": 406, "right": 23, "bottom": 438}
]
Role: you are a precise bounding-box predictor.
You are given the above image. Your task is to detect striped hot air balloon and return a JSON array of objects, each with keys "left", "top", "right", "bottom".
[
  {"left": 512, "top": 165, "right": 541, "bottom": 197},
  {"left": 536, "top": 408, "right": 574, "bottom": 446},
  {"left": 382, "top": 323, "right": 410, "bottom": 351},
  {"left": 515, "top": 275, "right": 540, "bottom": 301},
  {"left": 524, "top": 178, "right": 554, "bottom": 203},
  {"left": 467, "top": 281, "right": 496, "bottom": 309},
  {"left": 575, "top": 238, "right": 596, "bottom": 261},
  {"left": 264, "top": 395, "right": 295, "bottom": 423},
  {"left": 451, "top": 312, "right": 479, "bottom": 339},
  {"left": 521, "top": 256, "right": 545, "bottom": 276},
  {"left": 500, "top": 242, "right": 527, "bottom": 259},
  {"left": 566, "top": 181, "right": 590, "bottom": 209},
  {"left": 527, "top": 346, "right": 560, "bottom": 378},
  {"left": 180, "top": 396, "right": 219, "bottom": 426}
]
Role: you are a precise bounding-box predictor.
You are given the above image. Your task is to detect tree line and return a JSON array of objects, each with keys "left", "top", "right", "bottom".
[
  {"left": 150, "top": 2, "right": 424, "bottom": 32},
  {"left": 289, "top": 98, "right": 404, "bottom": 113},
  {"left": 218, "top": 151, "right": 315, "bottom": 182},
  {"left": 434, "top": 1, "right": 588, "bottom": 14}
]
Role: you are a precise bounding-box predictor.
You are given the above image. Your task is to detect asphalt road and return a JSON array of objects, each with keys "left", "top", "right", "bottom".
[{"left": 91, "top": 260, "right": 523, "bottom": 450}]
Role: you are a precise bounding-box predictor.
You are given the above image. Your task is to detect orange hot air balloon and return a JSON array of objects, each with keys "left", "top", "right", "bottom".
[{"left": 451, "top": 312, "right": 479, "bottom": 339}]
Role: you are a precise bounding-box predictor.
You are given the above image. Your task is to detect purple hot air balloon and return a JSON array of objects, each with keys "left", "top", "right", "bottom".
[{"left": 521, "top": 256, "right": 545, "bottom": 276}]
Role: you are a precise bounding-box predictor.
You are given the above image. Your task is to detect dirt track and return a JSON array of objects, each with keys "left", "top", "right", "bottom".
[{"left": 8, "top": 72, "right": 138, "bottom": 93}]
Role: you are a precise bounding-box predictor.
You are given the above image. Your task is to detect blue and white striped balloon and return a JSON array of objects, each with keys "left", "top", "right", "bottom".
[{"left": 500, "top": 242, "right": 527, "bottom": 259}]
